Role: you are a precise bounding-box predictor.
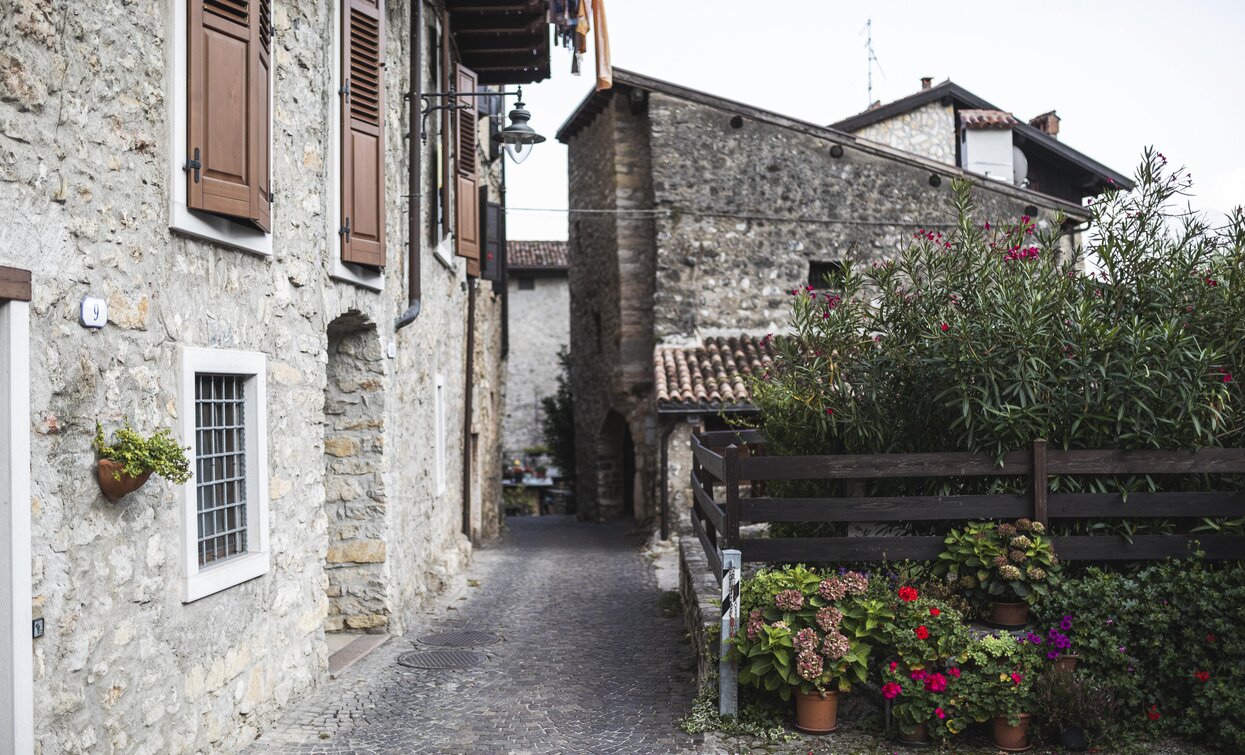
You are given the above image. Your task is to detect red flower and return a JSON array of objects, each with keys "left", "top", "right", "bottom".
[
  {"left": 824, "top": 408, "right": 834, "bottom": 415},
  {"left": 929, "top": 607, "right": 941, "bottom": 617},
  {"left": 935, "top": 707, "right": 946, "bottom": 719},
  {"left": 1147, "top": 705, "right": 1161, "bottom": 721},
  {"left": 898, "top": 586, "right": 918, "bottom": 602},
  {"left": 914, "top": 625, "right": 930, "bottom": 640},
  {"left": 889, "top": 661, "right": 898, "bottom": 672},
  {"left": 1010, "top": 672, "right": 1023, "bottom": 685},
  {"left": 939, "top": 323, "right": 950, "bottom": 332},
  {"left": 1194, "top": 670, "right": 1211, "bottom": 682},
  {"left": 1207, "top": 633, "right": 1217, "bottom": 644},
  {"left": 948, "top": 667, "right": 961, "bottom": 679}
]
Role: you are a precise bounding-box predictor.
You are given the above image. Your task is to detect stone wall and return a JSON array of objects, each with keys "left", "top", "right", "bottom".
[
  {"left": 851, "top": 101, "right": 957, "bottom": 166},
  {"left": 646, "top": 93, "right": 1075, "bottom": 339},
  {"left": 0, "top": 1, "right": 502, "bottom": 752},
  {"left": 502, "top": 273, "right": 569, "bottom": 459}
]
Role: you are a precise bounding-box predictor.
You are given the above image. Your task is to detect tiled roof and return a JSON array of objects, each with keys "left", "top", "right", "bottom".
[
  {"left": 508, "top": 240, "right": 568, "bottom": 269},
  {"left": 959, "top": 109, "right": 1020, "bottom": 129},
  {"left": 654, "top": 335, "right": 775, "bottom": 410}
]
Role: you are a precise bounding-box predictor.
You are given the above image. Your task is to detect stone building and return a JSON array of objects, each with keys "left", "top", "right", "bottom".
[
  {"left": 501, "top": 240, "right": 570, "bottom": 464},
  {"left": 556, "top": 69, "right": 1132, "bottom": 529},
  {"left": 0, "top": 1, "right": 557, "bottom": 752}
]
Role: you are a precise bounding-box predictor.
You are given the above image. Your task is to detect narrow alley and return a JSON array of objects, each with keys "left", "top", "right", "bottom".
[{"left": 252, "top": 518, "right": 699, "bottom": 754}]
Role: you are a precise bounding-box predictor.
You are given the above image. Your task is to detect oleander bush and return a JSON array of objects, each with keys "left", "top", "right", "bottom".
[{"left": 750, "top": 151, "right": 1245, "bottom": 538}]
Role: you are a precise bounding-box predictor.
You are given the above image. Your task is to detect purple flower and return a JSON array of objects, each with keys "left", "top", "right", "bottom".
[
  {"left": 1047, "top": 650, "right": 1060, "bottom": 659},
  {"left": 1060, "top": 615, "right": 1073, "bottom": 631}
]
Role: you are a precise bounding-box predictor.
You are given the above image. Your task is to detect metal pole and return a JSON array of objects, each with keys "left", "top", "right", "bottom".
[{"left": 719, "top": 549, "right": 741, "bottom": 717}]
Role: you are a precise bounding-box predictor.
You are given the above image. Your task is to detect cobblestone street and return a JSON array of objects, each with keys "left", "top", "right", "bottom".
[{"left": 251, "top": 517, "right": 699, "bottom": 754}]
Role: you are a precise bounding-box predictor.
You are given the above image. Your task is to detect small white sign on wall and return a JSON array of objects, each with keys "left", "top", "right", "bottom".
[{"left": 79, "top": 297, "right": 107, "bottom": 329}]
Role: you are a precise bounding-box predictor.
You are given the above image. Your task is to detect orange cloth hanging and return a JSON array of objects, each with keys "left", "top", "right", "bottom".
[
  {"left": 592, "top": 0, "right": 612, "bottom": 91},
  {"left": 575, "top": 0, "right": 590, "bottom": 54}
]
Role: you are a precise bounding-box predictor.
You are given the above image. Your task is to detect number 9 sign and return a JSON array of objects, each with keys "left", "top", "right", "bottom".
[{"left": 79, "top": 296, "right": 108, "bottom": 329}]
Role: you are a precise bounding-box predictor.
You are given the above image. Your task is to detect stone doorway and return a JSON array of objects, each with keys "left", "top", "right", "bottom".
[
  {"left": 323, "top": 312, "right": 389, "bottom": 638},
  {"left": 594, "top": 410, "right": 635, "bottom": 520}
]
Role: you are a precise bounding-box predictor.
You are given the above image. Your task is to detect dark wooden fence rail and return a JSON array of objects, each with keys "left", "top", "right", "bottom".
[{"left": 690, "top": 432, "right": 1245, "bottom": 582}]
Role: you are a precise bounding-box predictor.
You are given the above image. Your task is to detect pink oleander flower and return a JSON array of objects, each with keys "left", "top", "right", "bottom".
[
  {"left": 774, "top": 589, "right": 804, "bottom": 612},
  {"left": 793, "top": 627, "right": 819, "bottom": 654},
  {"left": 821, "top": 632, "right": 850, "bottom": 661},
  {"left": 797, "top": 650, "right": 824, "bottom": 682},
  {"left": 818, "top": 578, "right": 847, "bottom": 602},
  {"left": 881, "top": 682, "right": 903, "bottom": 700},
  {"left": 816, "top": 606, "right": 843, "bottom": 632}
]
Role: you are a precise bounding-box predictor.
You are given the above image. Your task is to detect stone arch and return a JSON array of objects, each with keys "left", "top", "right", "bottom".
[
  {"left": 594, "top": 410, "right": 635, "bottom": 520},
  {"left": 323, "top": 311, "right": 389, "bottom": 634}
]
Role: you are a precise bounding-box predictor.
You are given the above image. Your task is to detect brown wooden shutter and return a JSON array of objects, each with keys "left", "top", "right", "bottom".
[
  {"left": 340, "top": 0, "right": 386, "bottom": 267},
  {"left": 454, "top": 64, "right": 481, "bottom": 277},
  {"left": 187, "top": 0, "right": 271, "bottom": 231}
]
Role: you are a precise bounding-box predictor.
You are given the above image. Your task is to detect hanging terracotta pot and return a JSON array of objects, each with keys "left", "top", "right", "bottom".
[
  {"left": 992, "top": 713, "right": 1033, "bottom": 752},
  {"left": 1053, "top": 653, "right": 1080, "bottom": 673},
  {"left": 794, "top": 689, "right": 838, "bottom": 733},
  {"left": 990, "top": 601, "right": 1029, "bottom": 627},
  {"left": 897, "top": 721, "right": 930, "bottom": 746},
  {"left": 97, "top": 459, "right": 151, "bottom": 502}
]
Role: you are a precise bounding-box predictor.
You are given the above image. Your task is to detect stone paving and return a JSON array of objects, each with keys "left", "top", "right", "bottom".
[{"left": 249, "top": 516, "right": 700, "bottom": 754}]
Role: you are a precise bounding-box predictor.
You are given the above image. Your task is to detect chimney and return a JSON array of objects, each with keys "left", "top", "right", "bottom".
[
  {"left": 1029, "top": 110, "right": 1060, "bottom": 138},
  {"left": 920, "top": 77, "right": 933, "bottom": 91}
]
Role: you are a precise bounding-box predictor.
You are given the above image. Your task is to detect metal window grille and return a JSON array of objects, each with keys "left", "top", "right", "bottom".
[{"left": 195, "top": 374, "right": 248, "bottom": 567}]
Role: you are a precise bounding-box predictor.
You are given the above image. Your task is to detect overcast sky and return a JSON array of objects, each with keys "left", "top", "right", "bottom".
[{"left": 504, "top": 0, "right": 1245, "bottom": 241}]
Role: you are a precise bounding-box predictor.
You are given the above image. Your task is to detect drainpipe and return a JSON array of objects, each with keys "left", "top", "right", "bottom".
[
  {"left": 395, "top": 0, "right": 424, "bottom": 330},
  {"left": 462, "top": 281, "right": 476, "bottom": 539},
  {"left": 658, "top": 417, "right": 676, "bottom": 540}
]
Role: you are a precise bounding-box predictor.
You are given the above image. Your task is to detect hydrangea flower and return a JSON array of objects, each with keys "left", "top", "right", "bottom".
[
  {"left": 1009, "top": 535, "right": 1033, "bottom": 549},
  {"left": 840, "top": 571, "right": 869, "bottom": 595},
  {"left": 1026, "top": 566, "right": 1047, "bottom": 581},
  {"left": 817, "top": 578, "right": 847, "bottom": 602},
  {"left": 816, "top": 606, "right": 843, "bottom": 632},
  {"left": 745, "top": 609, "right": 764, "bottom": 641},
  {"left": 1009, "top": 549, "right": 1027, "bottom": 563},
  {"left": 797, "top": 650, "right": 824, "bottom": 682},
  {"left": 793, "top": 627, "right": 819, "bottom": 654},
  {"left": 821, "top": 632, "right": 850, "bottom": 660},
  {"left": 774, "top": 589, "right": 804, "bottom": 612},
  {"left": 998, "top": 565, "right": 1023, "bottom": 581}
]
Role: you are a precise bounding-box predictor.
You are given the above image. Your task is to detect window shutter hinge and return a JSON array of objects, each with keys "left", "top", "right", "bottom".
[
  {"left": 269, "top": 184, "right": 274, "bottom": 207},
  {"left": 339, "top": 80, "right": 350, "bottom": 103},
  {"left": 339, "top": 217, "right": 351, "bottom": 242},
  {"left": 183, "top": 148, "right": 201, "bottom": 183}
]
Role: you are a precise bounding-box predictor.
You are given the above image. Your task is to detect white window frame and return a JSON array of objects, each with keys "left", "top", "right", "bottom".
[
  {"left": 327, "top": 0, "right": 384, "bottom": 291},
  {"left": 168, "top": 0, "right": 274, "bottom": 257},
  {"left": 179, "top": 347, "right": 270, "bottom": 602},
  {"left": 0, "top": 299, "right": 33, "bottom": 754},
  {"left": 435, "top": 374, "right": 447, "bottom": 496}
]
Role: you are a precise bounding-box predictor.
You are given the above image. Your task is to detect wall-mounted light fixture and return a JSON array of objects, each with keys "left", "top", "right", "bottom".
[{"left": 416, "top": 86, "right": 546, "bottom": 164}]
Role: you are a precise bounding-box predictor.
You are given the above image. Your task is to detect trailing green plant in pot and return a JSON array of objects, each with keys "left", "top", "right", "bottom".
[
  {"left": 733, "top": 565, "right": 880, "bottom": 733},
  {"left": 1033, "top": 669, "right": 1119, "bottom": 751},
  {"left": 933, "top": 518, "right": 1060, "bottom": 626},
  {"left": 953, "top": 633, "right": 1044, "bottom": 751},
  {"left": 93, "top": 420, "right": 192, "bottom": 502}
]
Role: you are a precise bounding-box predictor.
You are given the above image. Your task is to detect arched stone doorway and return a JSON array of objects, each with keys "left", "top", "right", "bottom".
[
  {"left": 323, "top": 311, "right": 389, "bottom": 635},
  {"left": 595, "top": 410, "right": 635, "bottom": 520}
]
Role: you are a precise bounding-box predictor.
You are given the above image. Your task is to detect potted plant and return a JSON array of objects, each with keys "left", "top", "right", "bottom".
[
  {"left": 933, "top": 518, "right": 1061, "bottom": 626},
  {"left": 880, "top": 586, "right": 972, "bottom": 744},
  {"left": 1033, "top": 670, "right": 1119, "bottom": 751},
  {"left": 733, "top": 565, "right": 878, "bottom": 733},
  {"left": 93, "top": 420, "right": 192, "bottom": 502},
  {"left": 1021, "top": 614, "right": 1077, "bottom": 670},
  {"left": 955, "top": 633, "right": 1043, "bottom": 751}
]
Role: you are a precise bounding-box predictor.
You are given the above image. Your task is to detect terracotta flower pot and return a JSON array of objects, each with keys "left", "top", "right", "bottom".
[
  {"left": 897, "top": 721, "right": 929, "bottom": 746},
  {"left": 794, "top": 689, "right": 838, "bottom": 733},
  {"left": 992, "top": 713, "right": 1033, "bottom": 752},
  {"left": 1053, "top": 653, "right": 1079, "bottom": 673},
  {"left": 990, "top": 601, "right": 1029, "bottom": 627},
  {"left": 97, "top": 459, "right": 152, "bottom": 502}
]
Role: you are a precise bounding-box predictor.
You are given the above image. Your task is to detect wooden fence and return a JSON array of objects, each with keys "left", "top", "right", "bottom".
[{"left": 690, "top": 430, "right": 1245, "bottom": 580}]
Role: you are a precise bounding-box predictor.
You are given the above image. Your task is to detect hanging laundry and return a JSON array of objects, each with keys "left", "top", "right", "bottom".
[
  {"left": 575, "top": 0, "right": 591, "bottom": 54},
  {"left": 592, "top": 0, "right": 612, "bottom": 91}
]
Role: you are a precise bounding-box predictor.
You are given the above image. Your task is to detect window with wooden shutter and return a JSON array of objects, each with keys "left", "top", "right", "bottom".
[
  {"left": 186, "top": 0, "right": 272, "bottom": 232},
  {"left": 340, "top": 0, "right": 386, "bottom": 268},
  {"left": 454, "top": 64, "right": 481, "bottom": 277}
]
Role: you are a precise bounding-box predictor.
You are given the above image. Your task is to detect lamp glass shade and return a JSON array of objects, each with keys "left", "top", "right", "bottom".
[{"left": 505, "top": 141, "right": 534, "bottom": 164}]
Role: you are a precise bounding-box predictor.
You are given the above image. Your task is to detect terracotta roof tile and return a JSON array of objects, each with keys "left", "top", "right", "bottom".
[
  {"left": 654, "top": 335, "right": 775, "bottom": 410},
  {"left": 959, "top": 109, "right": 1019, "bottom": 129},
  {"left": 508, "top": 240, "right": 568, "bottom": 269}
]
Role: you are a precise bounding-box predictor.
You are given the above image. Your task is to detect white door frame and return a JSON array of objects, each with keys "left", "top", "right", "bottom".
[{"left": 1, "top": 283, "right": 33, "bottom": 754}]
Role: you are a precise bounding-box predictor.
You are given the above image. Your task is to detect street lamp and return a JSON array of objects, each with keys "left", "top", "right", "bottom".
[{"left": 418, "top": 86, "right": 546, "bottom": 164}]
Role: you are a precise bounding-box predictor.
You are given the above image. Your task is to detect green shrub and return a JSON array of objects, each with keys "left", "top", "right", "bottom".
[
  {"left": 1042, "top": 558, "right": 1245, "bottom": 750},
  {"left": 539, "top": 347, "right": 576, "bottom": 476}
]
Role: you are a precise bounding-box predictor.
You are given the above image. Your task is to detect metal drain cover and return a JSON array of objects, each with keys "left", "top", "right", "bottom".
[
  {"left": 416, "top": 630, "right": 500, "bottom": 648},
  {"left": 397, "top": 650, "right": 488, "bottom": 670}
]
